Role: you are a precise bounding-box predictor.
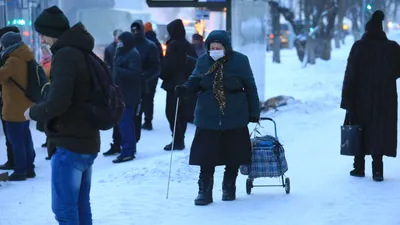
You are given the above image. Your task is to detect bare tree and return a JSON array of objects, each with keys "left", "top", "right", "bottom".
[{"left": 269, "top": 1, "right": 281, "bottom": 63}]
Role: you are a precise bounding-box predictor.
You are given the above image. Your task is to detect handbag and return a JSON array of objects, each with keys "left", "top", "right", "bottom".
[{"left": 340, "top": 112, "right": 363, "bottom": 156}]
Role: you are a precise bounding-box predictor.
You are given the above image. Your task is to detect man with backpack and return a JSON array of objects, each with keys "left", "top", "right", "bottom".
[
  {"left": 0, "top": 26, "right": 19, "bottom": 171},
  {"left": 0, "top": 31, "right": 35, "bottom": 181},
  {"left": 24, "top": 6, "right": 101, "bottom": 224},
  {"left": 160, "top": 19, "right": 197, "bottom": 151}
]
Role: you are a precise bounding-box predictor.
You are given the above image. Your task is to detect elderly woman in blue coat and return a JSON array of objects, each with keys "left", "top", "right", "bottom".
[{"left": 175, "top": 30, "right": 260, "bottom": 206}]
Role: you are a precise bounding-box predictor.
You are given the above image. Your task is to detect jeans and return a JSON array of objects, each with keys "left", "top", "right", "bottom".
[
  {"left": 118, "top": 107, "right": 136, "bottom": 156},
  {"left": 51, "top": 147, "right": 97, "bottom": 225},
  {"left": 5, "top": 121, "right": 34, "bottom": 174}
]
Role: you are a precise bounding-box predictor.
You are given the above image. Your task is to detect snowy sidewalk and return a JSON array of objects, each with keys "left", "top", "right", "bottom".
[{"left": 1, "top": 40, "right": 400, "bottom": 225}]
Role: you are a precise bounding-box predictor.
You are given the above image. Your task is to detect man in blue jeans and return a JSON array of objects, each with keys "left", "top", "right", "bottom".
[{"left": 25, "top": 6, "right": 100, "bottom": 224}]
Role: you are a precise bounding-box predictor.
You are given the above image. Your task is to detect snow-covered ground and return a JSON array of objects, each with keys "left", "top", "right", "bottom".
[{"left": 1, "top": 35, "right": 400, "bottom": 225}]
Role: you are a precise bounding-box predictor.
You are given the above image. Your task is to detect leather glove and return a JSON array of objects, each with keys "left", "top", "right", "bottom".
[
  {"left": 174, "top": 85, "right": 187, "bottom": 97},
  {"left": 249, "top": 117, "right": 260, "bottom": 123}
]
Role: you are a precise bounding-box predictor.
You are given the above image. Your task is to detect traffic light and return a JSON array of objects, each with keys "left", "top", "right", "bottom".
[{"left": 367, "top": 4, "right": 372, "bottom": 10}]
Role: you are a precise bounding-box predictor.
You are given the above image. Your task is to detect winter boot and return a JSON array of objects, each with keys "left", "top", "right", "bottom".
[
  {"left": 164, "top": 141, "right": 185, "bottom": 151},
  {"left": 372, "top": 160, "right": 384, "bottom": 182},
  {"left": 194, "top": 176, "right": 214, "bottom": 206},
  {"left": 350, "top": 156, "right": 365, "bottom": 177},
  {"left": 41, "top": 141, "right": 47, "bottom": 148},
  {"left": 0, "top": 161, "right": 13, "bottom": 170},
  {"left": 142, "top": 122, "right": 153, "bottom": 131},
  {"left": 103, "top": 144, "right": 121, "bottom": 156},
  {"left": 222, "top": 175, "right": 237, "bottom": 201},
  {"left": 27, "top": 170, "right": 36, "bottom": 179},
  {"left": 8, "top": 172, "right": 26, "bottom": 181}
]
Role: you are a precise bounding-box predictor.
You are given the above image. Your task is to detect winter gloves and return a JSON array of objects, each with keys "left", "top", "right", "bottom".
[{"left": 174, "top": 85, "right": 187, "bottom": 97}]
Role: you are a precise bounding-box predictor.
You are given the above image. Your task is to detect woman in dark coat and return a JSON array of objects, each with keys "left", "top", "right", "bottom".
[
  {"left": 341, "top": 10, "right": 400, "bottom": 182},
  {"left": 175, "top": 30, "right": 260, "bottom": 205},
  {"left": 111, "top": 31, "right": 142, "bottom": 163}
]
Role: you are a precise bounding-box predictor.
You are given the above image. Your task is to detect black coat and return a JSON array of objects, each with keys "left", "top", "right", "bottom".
[
  {"left": 131, "top": 20, "right": 161, "bottom": 94},
  {"left": 160, "top": 19, "right": 197, "bottom": 91},
  {"left": 145, "top": 30, "right": 163, "bottom": 67},
  {"left": 341, "top": 31, "right": 400, "bottom": 157},
  {"left": 29, "top": 23, "right": 100, "bottom": 155},
  {"left": 104, "top": 41, "right": 117, "bottom": 71},
  {"left": 113, "top": 36, "right": 142, "bottom": 107}
]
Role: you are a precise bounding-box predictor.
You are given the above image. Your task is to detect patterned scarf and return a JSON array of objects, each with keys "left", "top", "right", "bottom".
[{"left": 205, "top": 57, "right": 229, "bottom": 115}]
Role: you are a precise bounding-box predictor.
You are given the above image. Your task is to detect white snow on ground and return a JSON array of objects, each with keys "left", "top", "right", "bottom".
[{"left": 1, "top": 35, "right": 400, "bottom": 225}]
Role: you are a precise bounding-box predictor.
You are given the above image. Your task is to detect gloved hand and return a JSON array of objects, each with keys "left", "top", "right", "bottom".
[
  {"left": 174, "top": 85, "right": 187, "bottom": 97},
  {"left": 249, "top": 117, "right": 259, "bottom": 123}
]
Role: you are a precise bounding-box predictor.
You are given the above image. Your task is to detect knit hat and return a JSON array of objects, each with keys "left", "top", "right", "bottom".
[
  {"left": 0, "top": 26, "right": 20, "bottom": 38},
  {"left": 0, "top": 32, "right": 22, "bottom": 48},
  {"left": 365, "top": 10, "right": 385, "bottom": 32},
  {"left": 34, "top": 5, "right": 70, "bottom": 38},
  {"left": 144, "top": 22, "right": 153, "bottom": 32}
]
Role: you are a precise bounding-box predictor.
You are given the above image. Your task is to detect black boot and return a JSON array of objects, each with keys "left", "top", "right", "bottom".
[
  {"left": 164, "top": 141, "right": 185, "bottom": 151},
  {"left": 41, "top": 141, "right": 47, "bottom": 148},
  {"left": 8, "top": 172, "right": 27, "bottom": 181},
  {"left": 103, "top": 144, "right": 121, "bottom": 156},
  {"left": 350, "top": 156, "right": 365, "bottom": 177},
  {"left": 222, "top": 176, "right": 237, "bottom": 201},
  {"left": 194, "top": 175, "right": 214, "bottom": 206},
  {"left": 372, "top": 157, "right": 384, "bottom": 182},
  {"left": 142, "top": 121, "right": 153, "bottom": 131},
  {"left": 0, "top": 161, "right": 13, "bottom": 170}
]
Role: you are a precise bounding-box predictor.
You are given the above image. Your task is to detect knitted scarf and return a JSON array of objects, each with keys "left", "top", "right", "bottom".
[{"left": 205, "top": 57, "right": 229, "bottom": 115}]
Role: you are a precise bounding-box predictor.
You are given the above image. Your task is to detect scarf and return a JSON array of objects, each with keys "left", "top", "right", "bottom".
[{"left": 205, "top": 57, "right": 229, "bottom": 115}]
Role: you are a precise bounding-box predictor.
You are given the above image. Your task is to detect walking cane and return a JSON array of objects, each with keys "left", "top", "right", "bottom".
[{"left": 166, "top": 97, "right": 180, "bottom": 199}]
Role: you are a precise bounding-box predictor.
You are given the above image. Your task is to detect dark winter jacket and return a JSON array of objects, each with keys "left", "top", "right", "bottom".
[
  {"left": 104, "top": 41, "right": 117, "bottom": 71},
  {"left": 29, "top": 23, "right": 100, "bottom": 155},
  {"left": 341, "top": 30, "right": 400, "bottom": 157},
  {"left": 160, "top": 19, "right": 197, "bottom": 91},
  {"left": 182, "top": 30, "right": 260, "bottom": 130},
  {"left": 131, "top": 20, "right": 161, "bottom": 93},
  {"left": 145, "top": 30, "right": 163, "bottom": 68},
  {"left": 113, "top": 32, "right": 142, "bottom": 107}
]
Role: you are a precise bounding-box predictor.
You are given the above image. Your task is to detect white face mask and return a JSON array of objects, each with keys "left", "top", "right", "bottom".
[
  {"left": 209, "top": 50, "right": 224, "bottom": 61},
  {"left": 117, "top": 42, "right": 124, "bottom": 48}
]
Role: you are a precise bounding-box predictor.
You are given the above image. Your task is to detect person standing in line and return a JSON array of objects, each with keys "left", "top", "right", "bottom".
[
  {"left": 0, "top": 26, "right": 19, "bottom": 170},
  {"left": 130, "top": 20, "right": 160, "bottom": 143},
  {"left": 0, "top": 31, "right": 36, "bottom": 181},
  {"left": 102, "top": 29, "right": 124, "bottom": 156},
  {"left": 341, "top": 10, "right": 400, "bottom": 182},
  {"left": 112, "top": 32, "right": 142, "bottom": 163},
  {"left": 175, "top": 30, "right": 260, "bottom": 205},
  {"left": 160, "top": 19, "right": 197, "bottom": 151},
  {"left": 27, "top": 6, "right": 100, "bottom": 224},
  {"left": 141, "top": 22, "right": 163, "bottom": 131}
]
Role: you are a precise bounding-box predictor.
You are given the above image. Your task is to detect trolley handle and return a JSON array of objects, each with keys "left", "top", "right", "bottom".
[{"left": 256, "top": 117, "right": 278, "bottom": 139}]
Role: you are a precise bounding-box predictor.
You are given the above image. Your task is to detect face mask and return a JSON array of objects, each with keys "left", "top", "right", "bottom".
[
  {"left": 209, "top": 50, "right": 224, "bottom": 61},
  {"left": 117, "top": 42, "right": 123, "bottom": 48}
]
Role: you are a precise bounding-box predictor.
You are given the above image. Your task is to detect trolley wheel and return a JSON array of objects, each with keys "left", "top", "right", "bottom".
[
  {"left": 284, "top": 177, "right": 290, "bottom": 194},
  {"left": 246, "top": 178, "right": 253, "bottom": 195}
]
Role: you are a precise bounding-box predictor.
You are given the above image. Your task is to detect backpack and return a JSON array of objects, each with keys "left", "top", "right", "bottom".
[
  {"left": 84, "top": 52, "right": 125, "bottom": 131},
  {"left": 10, "top": 60, "right": 48, "bottom": 103}
]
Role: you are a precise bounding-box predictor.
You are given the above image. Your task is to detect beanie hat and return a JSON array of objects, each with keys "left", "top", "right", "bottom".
[
  {"left": 34, "top": 5, "right": 70, "bottom": 38},
  {"left": 144, "top": 22, "right": 153, "bottom": 32},
  {"left": 0, "top": 32, "right": 22, "bottom": 48},
  {"left": 0, "top": 26, "right": 20, "bottom": 38},
  {"left": 365, "top": 10, "right": 385, "bottom": 32}
]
